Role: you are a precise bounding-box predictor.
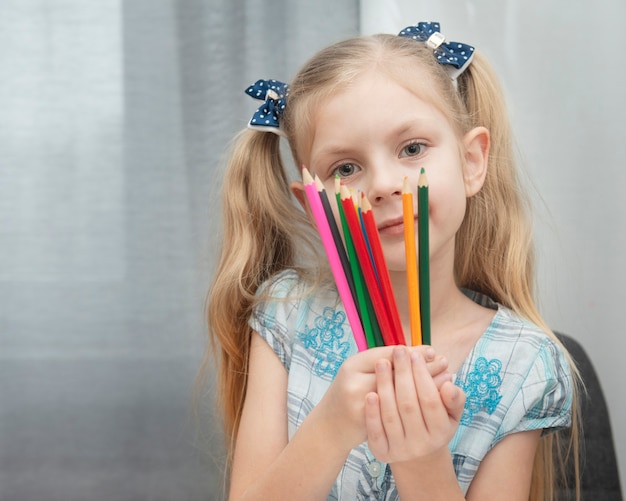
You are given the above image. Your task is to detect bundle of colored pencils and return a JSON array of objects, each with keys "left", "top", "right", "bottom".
[{"left": 302, "top": 167, "right": 431, "bottom": 350}]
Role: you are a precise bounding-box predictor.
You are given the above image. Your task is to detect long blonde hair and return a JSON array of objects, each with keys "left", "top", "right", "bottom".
[{"left": 203, "top": 33, "right": 581, "bottom": 500}]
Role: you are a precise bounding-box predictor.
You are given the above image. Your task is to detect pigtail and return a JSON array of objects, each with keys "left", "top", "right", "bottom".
[
  {"left": 203, "top": 128, "right": 314, "bottom": 463},
  {"left": 454, "top": 52, "right": 535, "bottom": 318},
  {"left": 457, "top": 53, "right": 582, "bottom": 501}
]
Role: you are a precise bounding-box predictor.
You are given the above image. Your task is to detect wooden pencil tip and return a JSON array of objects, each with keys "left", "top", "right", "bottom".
[
  {"left": 402, "top": 176, "right": 411, "bottom": 194},
  {"left": 340, "top": 183, "right": 351, "bottom": 199},
  {"left": 314, "top": 174, "right": 325, "bottom": 191},
  {"left": 418, "top": 168, "right": 428, "bottom": 187},
  {"left": 302, "top": 165, "right": 314, "bottom": 184},
  {"left": 351, "top": 189, "right": 359, "bottom": 207},
  {"left": 361, "top": 193, "right": 371, "bottom": 211}
]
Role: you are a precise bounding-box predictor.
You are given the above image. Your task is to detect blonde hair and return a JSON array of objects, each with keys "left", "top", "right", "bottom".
[{"left": 202, "top": 33, "right": 581, "bottom": 500}]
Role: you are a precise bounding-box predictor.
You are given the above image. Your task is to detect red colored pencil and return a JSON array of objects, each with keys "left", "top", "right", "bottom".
[
  {"left": 340, "top": 185, "right": 396, "bottom": 346},
  {"left": 360, "top": 193, "right": 405, "bottom": 345}
]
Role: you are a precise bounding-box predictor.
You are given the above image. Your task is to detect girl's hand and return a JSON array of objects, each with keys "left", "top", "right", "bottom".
[
  {"left": 364, "top": 346, "right": 466, "bottom": 463},
  {"left": 315, "top": 345, "right": 450, "bottom": 452}
]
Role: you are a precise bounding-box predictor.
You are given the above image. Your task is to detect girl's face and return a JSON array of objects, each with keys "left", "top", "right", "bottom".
[{"left": 303, "top": 71, "right": 488, "bottom": 274}]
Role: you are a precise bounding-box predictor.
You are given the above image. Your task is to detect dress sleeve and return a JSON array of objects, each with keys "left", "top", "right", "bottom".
[
  {"left": 249, "top": 298, "right": 293, "bottom": 371},
  {"left": 248, "top": 271, "right": 302, "bottom": 371},
  {"left": 497, "top": 338, "right": 573, "bottom": 441}
]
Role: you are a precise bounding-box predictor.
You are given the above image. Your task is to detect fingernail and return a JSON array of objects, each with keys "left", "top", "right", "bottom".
[
  {"left": 394, "top": 346, "right": 406, "bottom": 359},
  {"left": 450, "top": 386, "right": 460, "bottom": 400}
]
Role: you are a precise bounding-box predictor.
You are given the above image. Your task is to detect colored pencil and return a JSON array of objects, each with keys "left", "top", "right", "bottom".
[
  {"left": 340, "top": 184, "right": 396, "bottom": 346},
  {"left": 356, "top": 192, "right": 376, "bottom": 273},
  {"left": 418, "top": 168, "right": 431, "bottom": 345},
  {"left": 402, "top": 177, "right": 422, "bottom": 345},
  {"left": 315, "top": 175, "right": 357, "bottom": 305},
  {"left": 334, "top": 178, "right": 380, "bottom": 348},
  {"left": 360, "top": 194, "right": 405, "bottom": 346},
  {"left": 302, "top": 167, "right": 367, "bottom": 351}
]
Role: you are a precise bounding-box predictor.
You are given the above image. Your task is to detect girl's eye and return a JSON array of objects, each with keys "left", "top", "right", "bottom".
[
  {"left": 333, "top": 163, "right": 360, "bottom": 178},
  {"left": 400, "top": 142, "right": 425, "bottom": 158}
]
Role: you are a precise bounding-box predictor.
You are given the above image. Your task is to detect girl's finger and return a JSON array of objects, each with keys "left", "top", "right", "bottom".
[
  {"left": 391, "top": 347, "right": 423, "bottom": 434},
  {"left": 375, "top": 358, "right": 403, "bottom": 438},
  {"left": 411, "top": 351, "right": 448, "bottom": 434},
  {"left": 440, "top": 381, "right": 466, "bottom": 422},
  {"left": 432, "top": 370, "right": 453, "bottom": 389},
  {"left": 387, "top": 347, "right": 425, "bottom": 448},
  {"left": 408, "top": 347, "right": 448, "bottom": 379},
  {"left": 425, "top": 355, "right": 449, "bottom": 379},
  {"left": 365, "top": 392, "right": 389, "bottom": 457}
]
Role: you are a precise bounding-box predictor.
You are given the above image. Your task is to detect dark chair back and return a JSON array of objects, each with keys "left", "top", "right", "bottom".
[{"left": 556, "top": 333, "right": 623, "bottom": 500}]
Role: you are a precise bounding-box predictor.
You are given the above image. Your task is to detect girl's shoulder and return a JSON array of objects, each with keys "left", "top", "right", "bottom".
[
  {"left": 256, "top": 268, "right": 305, "bottom": 298},
  {"left": 461, "top": 289, "right": 573, "bottom": 415},
  {"left": 451, "top": 293, "right": 573, "bottom": 489},
  {"left": 250, "top": 268, "right": 345, "bottom": 371},
  {"left": 464, "top": 289, "right": 563, "bottom": 355}
]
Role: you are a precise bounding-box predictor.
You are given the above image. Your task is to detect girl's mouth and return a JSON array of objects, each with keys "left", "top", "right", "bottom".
[{"left": 378, "top": 216, "right": 414, "bottom": 237}]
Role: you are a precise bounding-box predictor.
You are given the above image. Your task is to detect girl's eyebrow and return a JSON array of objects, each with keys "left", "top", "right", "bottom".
[
  {"left": 314, "top": 145, "right": 354, "bottom": 159},
  {"left": 312, "top": 118, "right": 435, "bottom": 161}
]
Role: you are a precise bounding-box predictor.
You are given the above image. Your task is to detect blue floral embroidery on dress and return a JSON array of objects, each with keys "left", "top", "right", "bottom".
[
  {"left": 298, "top": 306, "right": 351, "bottom": 378},
  {"left": 456, "top": 357, "right": 503, "bottom": 425}
]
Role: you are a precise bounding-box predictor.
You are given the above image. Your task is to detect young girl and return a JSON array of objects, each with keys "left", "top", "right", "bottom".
[{"left": 205, "top": 22, "right": 580, "bottom": 500}]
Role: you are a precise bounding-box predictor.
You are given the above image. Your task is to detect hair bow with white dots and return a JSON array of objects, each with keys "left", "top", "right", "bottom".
[
  {"left": 245, "top": 79, "right": 289, "bottom": 136},
  {"left": 398, "top": 22, "right": 475, "bottom": 82}
]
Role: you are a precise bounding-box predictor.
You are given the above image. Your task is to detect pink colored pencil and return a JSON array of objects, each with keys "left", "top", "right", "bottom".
[{"left": 302, "top": 167, "right": 367, "bottom": 351}]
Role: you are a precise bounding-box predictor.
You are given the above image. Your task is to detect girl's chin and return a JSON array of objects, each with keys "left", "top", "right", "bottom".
[{"left": 383, "top": 257, "right": 411, "bottom": 274}]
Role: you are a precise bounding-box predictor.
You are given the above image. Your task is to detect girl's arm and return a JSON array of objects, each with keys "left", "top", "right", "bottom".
[
  {"left": 228, "top": 333, "right": 349, "bottom": 501},
  {"left": 390, "top": 430, "right": 541, "bottom": 501},
  {"left": 229, "top": 335, "right": 450, "bottom": 501},
  {"left": 464, "top": 429, "right": 541, "bottom": 500}
]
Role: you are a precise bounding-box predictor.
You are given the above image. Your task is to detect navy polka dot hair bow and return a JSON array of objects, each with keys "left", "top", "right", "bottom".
[
  {"left": 398, "top": 22, "right": 475, "bottom": 82},
  {"left": 245, "top": 79, "right": 289, "bottom": 136}
]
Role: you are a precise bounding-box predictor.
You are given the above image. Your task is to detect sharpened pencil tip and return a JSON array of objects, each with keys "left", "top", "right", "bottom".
[
  {"left": 302, "top": 165, "right": 314, "bottom": 184},
  {"left": 360, "top": 193, "right": 371, "bottom": 211},
  {"left": 402, "top": 176, "right": 412, "bottom": 194},
  {"left": 314, "top": 174, "right": 325, "bottom": 191},
  {"left": 418, "top": 168, "right": 428, "bottom": 187}
]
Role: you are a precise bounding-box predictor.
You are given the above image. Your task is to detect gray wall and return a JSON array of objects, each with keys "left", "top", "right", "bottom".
[
  {"left": 3, "top": 0, "right": 622, "bottom": 498},
  {"left": 362, "top": 0, "right": 626, "bottom": 491},
  {"left": 0, "top": 1, "right": 357, "bottom": 499}
]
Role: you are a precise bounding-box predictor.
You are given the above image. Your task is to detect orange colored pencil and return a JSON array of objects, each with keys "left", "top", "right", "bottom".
[{"left": 402, "top": 177, "right": 421, "bottom": 345}]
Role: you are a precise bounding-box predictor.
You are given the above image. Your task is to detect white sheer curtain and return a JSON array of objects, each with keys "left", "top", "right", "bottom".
[
  {"left": 0, "top": 1, "right": 357, "bottom": 499},
  {"left": 362, "top": 0, "right": 626, "bottom": 491}
]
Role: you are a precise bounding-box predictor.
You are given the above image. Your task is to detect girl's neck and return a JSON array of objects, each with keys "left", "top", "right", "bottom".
[{"left": 390, "top": 266, "right": 495, "bottom": 372}]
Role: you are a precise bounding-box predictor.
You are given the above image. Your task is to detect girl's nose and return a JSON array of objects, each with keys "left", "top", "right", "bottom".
[{"left": 368, "top": 170, "right": 404, "bottom": 204}]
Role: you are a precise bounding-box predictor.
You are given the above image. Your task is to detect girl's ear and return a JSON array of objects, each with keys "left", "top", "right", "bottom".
[
  {"left": 290, "top": 180, "right": 310, "bottom": 213},
  {"left": 462, "top": 126, "right": 490, "bottom": 197}
]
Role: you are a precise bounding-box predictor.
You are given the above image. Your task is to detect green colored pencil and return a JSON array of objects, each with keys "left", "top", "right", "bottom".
[
  {"left": 335, "top": 177, "right": 382, "bottom": 348},
  {"left": 418, "top": 168, "right": 431, "bottom": 345}
]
